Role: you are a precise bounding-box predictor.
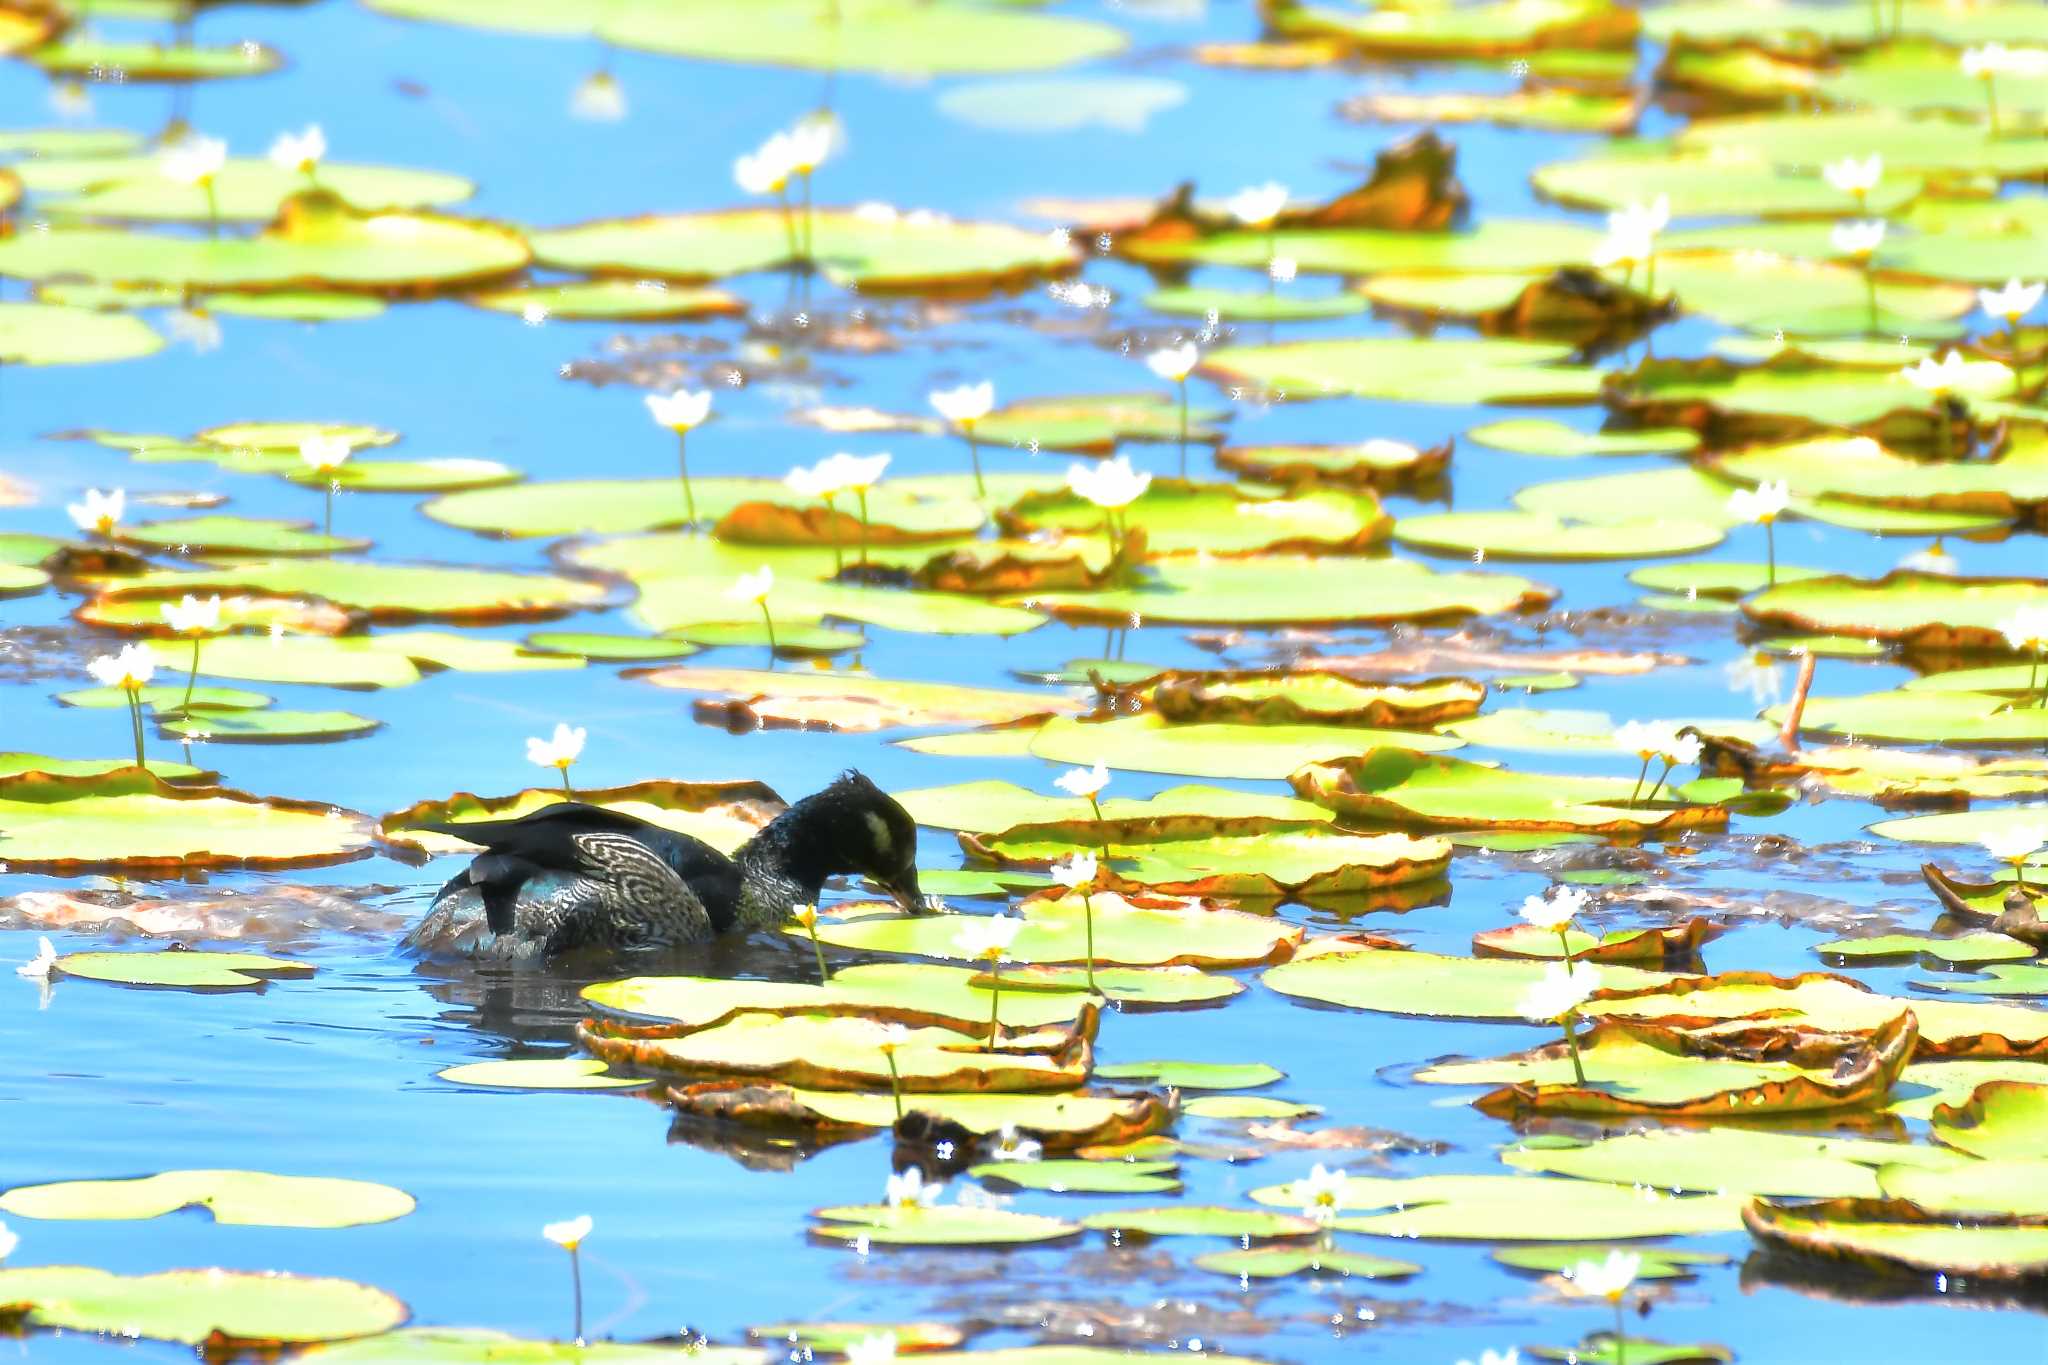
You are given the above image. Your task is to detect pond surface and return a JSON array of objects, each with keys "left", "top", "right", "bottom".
[{"left": 3, "top": 1, "right": 2048, "bottom": 1362}]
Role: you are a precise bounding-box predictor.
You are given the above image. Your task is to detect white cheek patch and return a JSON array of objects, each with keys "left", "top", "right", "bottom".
[{"left": 863, "top": 811, "right": 892, "bottom": 854}]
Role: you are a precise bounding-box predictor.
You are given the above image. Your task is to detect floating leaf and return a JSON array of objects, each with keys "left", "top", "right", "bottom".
[
  {"left": 1001, "top": 480, "right": 1388, "bottom": 556},
  {"left": 1077, "top": 1206, "right": 1317, "bottom": 1239},
  {"left": 1880, "top": 1159, "right": 2048, "bottom": 1218},
  {"left": 468, "top": 279, "right": 744, "bottom": 321},
  {"left": 1264, "top": 947, "right": 1670, "bottom": 1019},
  {"left": 750, "top": 1324, "right": 963, "bottom": 1355},
  {"left": 677, "top": 1084, "right": 1174, "bottom": 1149},
  {"left": 97, "top": 560, "right": 607, "bottom": 623},
  {"left": 1204, "top": 336, "right": 1601, "bottom": 404},
  {"left": 1504, "top": 1126, "right": 1964, "bottom": 1200},
  {"left": 1745, "top": 1197, "right": 2048, "bottom": 1281},
  {"left": 1293, "top": 749, "right": 1735, "bottom": 835},
  {"left": 1193, "top": 1246, "right": 1420, "bottom": 1280},
  {"left": 1021, "top": 555, "right": 1555, "bottom": 627},
  {"left": 1182, "top": 1096, "right": 1320, "bottom": 1120},
  {"left": 53, "top": 949, "right": 314, "bottom": 990},
  {"left": 637, "top": 666, "right": 1072, "bottom": 732},
  {"left": 161, "top": 707, "right": 380, "bottom": 743},
  {"left": 1248, "top": 1173, "right": 1744, "bottom": 1240},
  {"left": 1214, "top": 438, "right": 1451, "bottom": 489},
  {"left": 0, "top": 1266, "right": 406, "bottom": 1346},
  {"left": 1473, "top": 919, "right": 1721, "bottom": 965},
  {"left": 974, "top": 826, "right": 1448, "bottom": 902},
  {"left": 0, "top": 769, "right": 373, "bottom": 872},
  {"left": 1146, "top": 285, "right": 1366, "bottom": 322},
  {"left": 0, "top": 1171, "right": 413, "bottom": 1228},
  {"left": 1493, "top": 1246, "right": 1727, "bottom": 1281},
  {"left": 1395, "top": 510, "right": 1724, "bottom": 561},
  {"left": 1026, "top": 713, "right": 1459, "bottom": 782},
  {"left": 893, "top": 779, "right": 1331, "bottom": 836},
  {"left": 803, "top": 895, "right": 1302, "bottom": 970},
  {"left": 1747, "top": 572, "right": 2048, "bottom": 652},
  {"left": 1150, "top": 672, "right": 1484, "bottom": 728},
  {"left": 1818, "top": 933, "right": 2033, "bottom": 965},
  {"left": 812, "top": 1203, "right": 1080, "bottom": 1246},
  {"left": 587, "top": 963, "right": 1091, "bottom": 1036},
  {"left": 301, "top": 1330, "right": 741, "bottom": 1363},
  {"left": 130, "top": 637, "right": 421, "bottom": 689},
  {"left": 1932, "top": 1080, "right": 2048, "bottom": 1160},
  {"left": 435, "top": 1059, "right": 647, "bottom": 1091},
  {"left": 27, "top": 39, "right": 281, "bottom": 81},
  {"left": 382, "top": 779, "right": 781, "bottom": 857},
  {"left": 525, "top": 632, "right": 693, "bottom": 662},
  {"left": 39, "top": 158, "right": 472, "bottom": 221},
  {"left": 970, "top": 1160, "right": 1181, "bottom": 1195},
  {"left": 977, "top": 393, "right": 1227, "bottom": 455},
  {"left": 120, "top": 515, "right": 369, "bottom": 557},
  {"left": 1465, "top": 418, "right": 1698, "bottom": 459},
  {"left": 0, "top": 301, "right": 161, "bottom": 364},
  {"left": 1094, "top": 1061, "right": 1283, "bottom": 1090}
]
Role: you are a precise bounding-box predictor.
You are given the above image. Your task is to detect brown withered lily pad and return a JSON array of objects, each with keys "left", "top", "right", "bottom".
[
  {"left": 1744, "top": 1197, "right": 2048, "bottom": 1282},
  {"left": 1472, "top": 917, "right": 1724, "bottom": 965},
  {"left": 1214, "top": 438, "right": 1452, "bottom": 491},
  {"left": 380, "top": 780, "right": 784, "bottom": 857},
  {"left": 664, "top": 1079, "right": 1176, "bottom": 1150},
  {"left": 1149, "top": 671, "right": 1484, "bottom": 728},
  {"left": 635, "top": 667, "right": 1079, "bottom": 733}
]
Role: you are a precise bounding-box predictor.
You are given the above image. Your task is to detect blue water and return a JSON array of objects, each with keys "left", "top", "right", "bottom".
[{"left": 2, "top": 2, "right": 2044, "bottom": 1361}]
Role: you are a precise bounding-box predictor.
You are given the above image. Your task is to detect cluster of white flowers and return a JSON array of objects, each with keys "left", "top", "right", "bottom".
[
  {"left": 733, "top": 115, "right": 837, "bottom": 196},
  {"left": 1592, "top": 195, "right": 1668, "bottom": 271},
  {"left": 1612, "top": 720, "right": 1704, "bottom": 766}
]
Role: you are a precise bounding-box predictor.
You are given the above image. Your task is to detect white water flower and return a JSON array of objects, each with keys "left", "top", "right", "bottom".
[
  {"left": 299, "top": 434, "right": 351, "bottom": 473},
  {"left": 646, "top": 389, "right": 713, "bottom": 432},
  {"left": 1963, "top": 42, "right": 2013, "bottom": 78},
  {"left": 989, "top": 1125, "right": 1043, "bottom": 1162},
  {"left": 1830, "top": 219, "right": 1886, "bottom": 259},
  {"left": 1563, "top": 1248, "right": 1642, "bottom": 1302},
  {"left": 1268, "top": 255, "right": 1298, "bottom": 283},
  {"left": 1897, "top": 541, "right": 1958, "bottom": 575},
  {"left": 730, "top": 567, "right": 774, "bottom": 604},
  {"left": 1900, "top": 349, "right": 2011, "bottom": 397},
  {"left": 1727, "top": 479, "right": 1790, "bottom": 524},
  {"left": 1066, "top": 456, "right": 1151, "bottom": 509},
  {"left": 542, "top": 1215, "right": 591, "bottom": 1249},
  {"left": 159, "top": 134, "right": 226, "bottom": 186},
  {"left": 884, "top": 1167, "right": 943, "bottom": 1210},
  {"left": 1227, "top": 181, "right": 1288, "bottom": 228},
  {"left": 67, "top": 487, "right": 124, "bottom": 536},
  {"left": 1821, "top": 154, "right": 1882, "bottom": 198},
  {"left": 87, "top": 643, "right": 156, "bottom": 691},
  {"left": 1516, "top": 961, "right": 1595, "bottom": 1023},
  {"left": 1054, "top": 761, "right": 1111, "bottom": 799},
  {"left": 0, "top": 1221, "right": 15, "bottom": 1263},
  {"left": 1613, "top": 719, "right": 1677, "bottom": 760},
  {"left": 267, "top": 124, "right": 326, "bottom": 175},
  {"left": 1982, "top": 829, "right": 2046, "bottom": 864},
  {"left": 786, "top": 457, "right": 850, "bottom": 500},
  {"left": 845, "top": 1333, "right": 899, "bottom": 1365},
  {"left": 1665, "top": 731, "right": 1704, "bottom": 766},
  {"left": 569, "top": 72, "right": 627, "bottom": 122},
  {"left": 167, "top": 307, "right": 222, "bottom": 353},
  {"left": 1592, "top": 196, "right": 1668, "bottom": 269},
  {"left": 1457, "top": 1352, "right": 1518, "bottom": 1365},
  {"left": 2000, "top": 606, "right": 2048, "bottom": 652},
  {"left": 16, "top": 938, "right": 56, "bottom": 980},
  {"left": 1979, "top": 279, "right": 2043, "bottom": 324},
  {"left": 526, "top": 723, "right": 586, "bottom": 771},
  {"left": 930, "top": 381, "right": 995, "bottom": 427},
  {"left": 1146, "top": 342, "right": 1199, "bottom": 382},
  {"left": 953, "top": 913, "right": 1025, "bottom": 961},
  {"left": 1048, "top": 851, "right": 1098, "bottom": 889},
  {"left": 160, "top": 594, "right": 222, "bottom": 635},
  {"left": 785, "top": 113, "right": 837, "bottom": 174},
  {"left": 1519, "top": 885, "right": 1588, "bottom": 933},
  {"left": 735, "top": 132, "right": 795, "bottom": 195},
  {"left": 830, "top": 451, "right": 890, "bottom": 489},
  {"left": 1725, "top": 651, "right": 1783, "bottom": 708},
  {"left": 1298, "top": 1162, "right": 1347, "bottom": 1227}
]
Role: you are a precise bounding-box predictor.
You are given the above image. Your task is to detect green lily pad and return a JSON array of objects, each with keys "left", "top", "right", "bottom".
[
  {"left": 1203, "top": 335, "right": 1601, "bottom": 404},
  {"left": 1533, "top": 142, "right": 1924, "bottom": 219},
  {"left": 1182, "top": 1095, "right": 1320, "bottom": 1120},
  {"left": 121, "top": 515, "right": 369, "bottom": 557},
  {"left": 39, "top": 159, "right": 472, "bottom": 222},
  {"left": 1912, "top": 964, "right": 2048, "bottom": 997},
  {"left": 52, "top": 949, "right": 313, "bottom": 990},
  {"left": 1932, "top": 1080, "right": 2048, "bottom": 1159},
  {"left": 293, "top": 459, "right": 520, "bottom": 494},
  {"left": 1076, "top": 1206, "right": 1317, "bottom": 1239},
  {"left": 892, "top": 779, "right": 1332, "bottom": 836},
  {"left": 0, "top": 562, "right": 49, "bottom": 596},
  {"left": 1492, "top": 1246, "right": 1727, "bottom": 1280},
  {"left": 1293, "top": 750, "right": 1740, "bottom": 835},
  {"left": 0, "top": 753, "right": 206, "bottom": 781},
  {"left": 639, "top": 665, "right": 1069, "bottom": 732},
  {"left": 1745, "top": 1197, "right": 2048, "bottom": 1281},
  {"left": 1021, "top": 554, "right": 1555, "bottom": 627},
  {"left": 812, "top": 1203, "right": 1079, "bottom": 1246},
  {"left": 1520, "top": 463, "right": 2003, "bottom": 536},
  {"left": 300, "top": 1330, "right": 740, "bottom": 1363},
  {"left": 983, "top": 965, "right": 1244, "bottom": 1007},
  {"left": 970, "top": 1160, "right": 1181, "bottom": 1195},
  {"left": 803, "top": 896, "right": 1302, "bottom": 970},
  {"left": 1524, "top": 1337, "right": 1730, "bottom": 1365},
  {"left": 0, "top": 301, "right": 162, "bottom": 364},
  {"left": 1818, "top": 932, "right": 2034, "bottom": 964},
  {"left": 1268, "top": 0, "right": 1639, "bottom": 59},
  {"left": 1772, "top": 690, "right": 2048, "bottom": 745},
  {"left": 972, "top": 396, "right": 1226, "bottom": 456},
  {"left": 1001, "top": 480, "right": 1389, "bottom": 556},
  {"left": 1880, "top": 1159, "right": 2048, "bottom": 1217},
  {"left": 26, "top": 39, "right": 282, "bottom": 81},
  {"left": 1146, "top": 285, "right": 1366, "bottom": 322},
  {"left": 57, "top": 684, "right": 271, "bottom": 712},
  {"left": 0, "top": 127, "right": 142, "bottom": 157},
  {"left": 0, "top": 193, "right": 529, "bottom": 292},
  {"left": 671, "top": 621, "right": 863, "bottom": 653},
  {"left": 127, "top": 637, "right": 421, "bottom": 690},
  {"left": 1746, "top": 572, "right": 2048, "bottom": 651},
  {"left": 524, "top": 632, "right": 690, "bottom": 662},
  {"left": 1677, "top": 109, "right": 2048, "bottom": 180},
  {"left": 0, "top": 1266, "right": 406, "bottom": 1346},
  {"left": 202, "top": 292, "right": 390, "bottom": 321},
  {"left": 435, "top": 1059, "right": 648, "bottom": 1091},
  {"left": 1093, "top": 1061, "right": 1283, "bottom": 1090},
  {"left": 1465, "top": 418, "right": 1699, "bottom": 458},
  {"left": 1149, "top": 672, "right": 1484, "bottom": 727},
  {"left": 1263, "top": 947, "right": 1669, "bottom": 1020},
  {"left": 1714, "top": 434, "right": 2048, "bottom": 520},
  {"left": 1643, "top": 0, "right": 2048, "bottom": 45},
  {"left": 1193, "top": 1246, "right": 1421, "bottom": 1280},
  {"left": 160, "top": 708, "right": 381, "bottom": 742},
  {"left": 1503, "top": 1128, "right": 1965, "bottom": 1199},
  {"left": 1394, "top": 510, "right": 1724, "bottom": 561},
  {"left": 750, "top": 1324, "right": 963, "bottom": 1355},
  {"left": 1024, "top": 712, "right": 1459, "bottom": 781},
  {"left": 585, "top": 963, "right": 1089, "bottom": 1036},
  {"left": 468, "top": 279, "right": 745, "bottom": 321},
  {"left": 383, "top": 778, "right": 780, "bottom": 857},
  {"left": 1445, "top": 707, "right": 1773, "bottom": 753},
  {"left": 99, "top": 560, "right": 607, "bottom": 622},
  {"left": 0, "top": 1171, "right": 413, "bottom": 1228},
  {"left": 1629, "top": 562, "right": 1826, "bottom": 598},
  {"left": 196, "top": 420, "right": 399, "bottom": 451},
  {"left": 976, "top": 825, "right": 1448, "bottom": 901},
  {"left": 1248, "top": 1172, "right": 1745, "bottom": 1240},
  {"left": 1909, "top": 664, "right": 2048, "bottom": 696},
  {"left": 0, "top": 769, "right": 373, "bottom": 872},
  {"left": 532, "top": 208, "right": 1076, "bottom": 293}
]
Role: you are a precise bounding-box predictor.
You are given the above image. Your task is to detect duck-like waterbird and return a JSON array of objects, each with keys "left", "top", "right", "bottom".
[{"left": 402, "top": 771, "right": 923, "bottom": 963}]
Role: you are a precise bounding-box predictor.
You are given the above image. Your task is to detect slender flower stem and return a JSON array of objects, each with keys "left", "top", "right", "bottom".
[
  {"left": 568, "top": 1246, "right": 584, "bottom": 1346},
  {"left": 1765, "top": 518, "right": 1777, "bottom": 587},
  {"left": 799, "top": 169, "right": 814, "bottom": 263},
  {"left": 1556, "top": 927, "right": 1575, "bottom": 963},
  {"left": 1562, "top": 1010, "right": 1588, "bottom": 1085},
  {"left": 776, "top": 183, "right": 798, "bottom": 263},
  {"left": 1864, "top": 263, "right": 1878, "bottom": 336},
  {"left": 965, "top": 426, "right": 985, "bottom": 498},
  {"left": 882, "top": 1047, "right": 904, "bottom": 1120},
  {"left": 203, "top": 179, "right": 219, "bottom": 240},
  {"left": 1643, "top": 758, "right": 1675, "bottom": 805},
  {"left": 758, "top": 601, "right": 777, "bottom": 660},
  {"left": 807, "top": 919, "right": 829, "bottom": 985},
  {"left": 1644, "top": 250, "right": 1657, "bottom": 300},
  {"left": 1087, "top": 793, "right": 1109, "bottom": 859},
  {"left": 1626, "top": 754, "right": 1651, "bottom": 807},
  {"left": 1080, "top": 888, "right": 1098, "bottom": 994},
  {"left": 675, "top": 430, "right": 697, "bottom": 525},
  {"left": 127, "top": 689, "right": 147, "bottom": 769},
  {"left": 1986, "top": 78, "right": 2000, "bottom": 138},
  {"left": 1176, "top": 378, "right": 1189, "bottom": 479},
  {"left": 1937, "top": 400, "right": 1954, "bottom": 461},
  {"left": 560, "top": 767, "right": 574, "bottom": 797},
  {"left": 323, "top": 481, "right": 335, "bottom": 538},
  {"left": 2012, "top": 857, "right": 2028, "bottom": 890},
  {"left": 180, "top": 635, "right": 201, "bottom": 716},
  {"left": 2034, "top": 646, "right": 2045, "bottom": 710},
  {"left": 823, "top": 494, "right": 843, "bottom": 572},
  {"left": 856, "top": 488, "right": 870, "bottom": 570},
  {"left": 1613, "top": 1298, "right": 1627, "bottom": 1365},
  {"left": 985, "top": 955, "right": 1002, "bottom": 1051}
]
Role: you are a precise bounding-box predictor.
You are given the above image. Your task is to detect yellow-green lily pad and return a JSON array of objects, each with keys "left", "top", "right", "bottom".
[
  {"left": 0, "top": 1266, "right": 406, "bottom": 1346},
  {"left": 0, "top": 1171, "right": 414, "bottom": 1228}
]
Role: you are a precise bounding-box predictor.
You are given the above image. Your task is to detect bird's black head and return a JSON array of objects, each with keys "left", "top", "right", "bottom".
[{"left": 780, "top": 770, "right": 924, "bottom": 912}]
